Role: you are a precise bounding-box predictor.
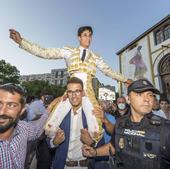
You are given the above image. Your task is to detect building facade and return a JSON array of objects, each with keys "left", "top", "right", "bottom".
[
  {"left": 117, "top": 15, "right": 170, "bottom": 100},
  {"left": 20, "top": 68, "right": 68, "bottom": 86}
]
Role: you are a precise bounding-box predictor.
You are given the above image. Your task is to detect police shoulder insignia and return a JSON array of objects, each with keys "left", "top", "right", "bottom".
[
  {"left": 149, "top": 115, "right": 161, "bottom": 126},
  {"left": 118, "top": 137, "right": 125, "bottom": 149},
  {"left": 143, "top": 152, "right": 157, "bottom": 159}
]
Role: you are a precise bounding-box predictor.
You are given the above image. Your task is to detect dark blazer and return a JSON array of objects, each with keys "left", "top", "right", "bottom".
[{"left": 52, "top": 109, "right": 88, "bottom": 169}]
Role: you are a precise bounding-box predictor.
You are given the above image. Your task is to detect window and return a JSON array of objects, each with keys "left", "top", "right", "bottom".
[
  {"left": 159, "top": 54, "right": 170, "bottom": 75},
  {"left": 155, "top": 30, "right": 164, "bottom": 45},
  {"left": 55, "top": 80, "right": 59, "bottom": 85},
  {"left": 60, "top": 71, "right": 64, "bottom": 78},
  {"left": 154, "top": 24, "right": 170, "bottom": 45},
  {"left": 55, "top": 72, "right": 58, "bottom": 78},
  {"left": 164, "top": 25, "right": 170, "bottom": 40},
  {"left": 60, "top": 80, "right": 63, "bottom": 86}
]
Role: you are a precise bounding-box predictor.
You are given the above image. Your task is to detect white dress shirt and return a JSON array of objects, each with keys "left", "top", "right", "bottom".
[
  {"left": 65, "top": 107, "right": 88, "bottom": 169},
  {"left": 66, "top": 107, "right": 86, "bottom": 160},
  {"left": 50, "top": 107, "right": 88, "bottom": 169},
  {"left": 79, "top": 46, "right": 89, "bottom": 60}
]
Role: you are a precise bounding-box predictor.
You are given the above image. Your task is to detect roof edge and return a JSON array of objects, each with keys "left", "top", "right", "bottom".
[{"left": 116, "top": 14, "right": 170, "bottom": 55}]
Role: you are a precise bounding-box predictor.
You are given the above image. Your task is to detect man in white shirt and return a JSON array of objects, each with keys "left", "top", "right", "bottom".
[
  {"left": 152, "top": 96, "right": 167, "bottom": 119},
  {"left": 49, "top": 77, "right": 100, "bottom": 169},
  {"left": 159, "top": 98, "right": 170, "bottom": 119}
]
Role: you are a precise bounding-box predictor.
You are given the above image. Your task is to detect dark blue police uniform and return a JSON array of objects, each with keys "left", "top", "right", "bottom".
[{"left": 111, "top": 112, "right": 170, "bottom": 169}]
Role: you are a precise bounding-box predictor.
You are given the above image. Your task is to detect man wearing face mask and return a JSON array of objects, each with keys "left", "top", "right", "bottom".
[{"left": 114, "top": 96, "right": 129, "bottom": 119}]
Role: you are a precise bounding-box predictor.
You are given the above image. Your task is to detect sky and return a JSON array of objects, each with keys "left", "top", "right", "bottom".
[{"left": 0, "top": 0, "right": 170, "bottom": 89}]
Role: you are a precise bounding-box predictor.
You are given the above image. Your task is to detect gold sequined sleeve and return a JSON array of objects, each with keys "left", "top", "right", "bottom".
[
  {"left": 20, "top": 38, "right": 66, "bottom": 59},
  {"left": 96, "top": 54, "right": 127, "bottom": 82}
]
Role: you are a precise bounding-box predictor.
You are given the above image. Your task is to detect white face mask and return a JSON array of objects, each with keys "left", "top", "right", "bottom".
[{"left": 118, "top": 103, "right": 126, "bottom": 110}]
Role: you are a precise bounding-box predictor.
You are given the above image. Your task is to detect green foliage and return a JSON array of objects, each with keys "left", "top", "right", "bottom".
[
  {"left": 0, "top": 59, "right": 20, "bottom": 84},
  {"left": 22, "top": 80, "right": 66, "bottom": 98}
]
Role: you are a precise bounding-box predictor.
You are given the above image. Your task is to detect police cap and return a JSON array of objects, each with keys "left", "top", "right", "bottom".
[{"left": 127, "top": 79, "right": 160, "bottom": 95}]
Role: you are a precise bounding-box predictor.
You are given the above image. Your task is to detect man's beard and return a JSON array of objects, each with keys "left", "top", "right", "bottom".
[{"left": 0, "top": 115, "right": 18, "bottom": 133}]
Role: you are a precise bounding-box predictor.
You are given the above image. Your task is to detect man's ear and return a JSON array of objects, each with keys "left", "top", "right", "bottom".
[
  {"left": 82, "top": 90, "right": 85, "bottom": 97},
  {"left": 78, "top": 36, "right": 81, "bottom": 41},
  {"left": 126, "top": 95, "right": 130, "bottom": 104}
]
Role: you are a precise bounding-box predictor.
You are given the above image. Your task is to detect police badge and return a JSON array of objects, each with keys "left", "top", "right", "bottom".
[{"left": 118, "top": 137, "right": 125, "bottom": 149}]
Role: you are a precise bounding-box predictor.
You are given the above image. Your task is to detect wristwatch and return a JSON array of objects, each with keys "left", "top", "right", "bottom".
[{"left": 91, "top": 140, "right": 97, "bottom": 148}]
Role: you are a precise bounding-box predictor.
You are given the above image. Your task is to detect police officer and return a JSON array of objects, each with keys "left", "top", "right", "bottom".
[{"left": 82, "top": 79, "right": 170, "bottom": 169}]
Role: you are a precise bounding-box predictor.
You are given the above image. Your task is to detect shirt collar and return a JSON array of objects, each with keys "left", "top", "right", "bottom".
[
  {"left": 71, "top": 106, "right": 82, "bottom": 116},
  {"left": 11, "top": 122, "right": 20, "bottom": 138},
  {"left": 79, "top": 46, "right": 89, "bottom": 51}
]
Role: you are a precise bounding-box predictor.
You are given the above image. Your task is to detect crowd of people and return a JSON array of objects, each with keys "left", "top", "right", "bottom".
[
  {"left": 0, "top": 77, "right": 170, "bottom": 169},
  {"left": 0, "top": 25, "right": 169, "bottom": 169}
]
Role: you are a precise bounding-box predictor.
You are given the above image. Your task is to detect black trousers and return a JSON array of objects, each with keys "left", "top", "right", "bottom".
[{"left": 36, "top": 134, "right": 55, "bottom": 169}]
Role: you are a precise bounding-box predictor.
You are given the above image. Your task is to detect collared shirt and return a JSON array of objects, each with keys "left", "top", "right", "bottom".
[
  {"left": 50, "top": 107, "right": 87, "bottom": 167},
  {"left": 0, "top": 112, "right": 48, "bottom": 169},
  {"left": 66, "top": 107, "right": 86, "bottom": 161},
  {"left": 79, "top": 46, "right": 89, "bottom": 61}
]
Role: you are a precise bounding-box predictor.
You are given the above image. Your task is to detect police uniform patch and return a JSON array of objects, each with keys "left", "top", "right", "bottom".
[
  {"left": 143, "top": 152, "right": 157, "bottom": 159},
  {"left": 124, "top": 129, "right": 145, "bottom": 137},
  {"left": 142, "top": 80, "right": 148, "bottom": 85},
  {"left": 118, "top": 137, "right": 125, "bottom": 149}
]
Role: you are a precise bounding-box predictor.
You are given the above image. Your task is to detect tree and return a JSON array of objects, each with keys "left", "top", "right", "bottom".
[
  {"left": 0, "top": 59, "right": 20, "bottom": 84},
  {"left": 22, "top": 80, "right": 66, "bottom": 98}
]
